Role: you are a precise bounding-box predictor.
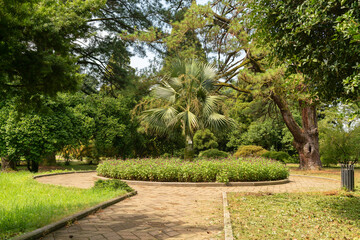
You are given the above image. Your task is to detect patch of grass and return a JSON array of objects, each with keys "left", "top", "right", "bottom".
[
  {"left": 97, "top": 157, "right": 289, "bottom": 182},
  {"left": 93, "top": 179, "right": 134, "bottom": 192},
  {"left": 0, "top": 172, "right": 128, "bottom": 239},
  {"left": 228, "top": 192, "right": 360, "bottom": 239}
]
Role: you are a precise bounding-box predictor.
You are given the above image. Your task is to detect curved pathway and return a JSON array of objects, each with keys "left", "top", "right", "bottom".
[{"left": 37, "top": 172, "right": 339, "bottom": 240}]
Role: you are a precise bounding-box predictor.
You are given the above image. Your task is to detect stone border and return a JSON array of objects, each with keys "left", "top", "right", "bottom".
[
  {"left": 12, "top": 172, "right": 137, "bottom": 240},
  {"left": 33, "top": 170, "right": 96, "bottom": 179},
  {"left": 222, "top": 192, "right": 234, "bottom": 240},
  {"left": 96, "top": 175, "right": 290, "bottom": 187},
  {"left": 112, "top": 178, "right": 290, "bottom": 187}
]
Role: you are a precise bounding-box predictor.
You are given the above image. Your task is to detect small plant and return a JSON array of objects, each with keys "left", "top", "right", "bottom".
[
  {"left": 262, "top": 151, "right": 291, "bottom": 163},
  {"left": 93, "top": 179, "right": 133, "bottom": 192},
  {"left": 198, "top": 149, "right": 229, "bottom": 159},
  {"left": 234, "top": 145, "right": 268, "bottom": 158}
]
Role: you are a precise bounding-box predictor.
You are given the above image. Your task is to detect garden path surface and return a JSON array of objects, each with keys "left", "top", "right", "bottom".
[{"left": 37, "top": 172, "right": 339, "bottom": 240}]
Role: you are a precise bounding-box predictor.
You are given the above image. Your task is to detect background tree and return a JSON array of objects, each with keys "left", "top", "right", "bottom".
[
  {"left": 0, "top": 0, "right": 105, "bottom": 104},
  {"left": 0, "top": 98, "right": 89, "bottom": 172},
  {"left": 319, "top": 103, "right": 360, "bottom": 166}
]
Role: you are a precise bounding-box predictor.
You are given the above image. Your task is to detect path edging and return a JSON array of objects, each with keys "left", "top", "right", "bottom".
[
  {"left": 222, "top": 192, "right": 234, "bottom": 240},
  {"left": 97, "top": 176, "right": 290, "bottom": 187},
  {"left": 33, "top": 170, "right": 96, "bottom": 179}
]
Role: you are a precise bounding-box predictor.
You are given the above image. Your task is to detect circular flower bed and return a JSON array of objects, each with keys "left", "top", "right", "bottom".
[{"left": 97, "top": 157, "right": 289, "bottom": 183}]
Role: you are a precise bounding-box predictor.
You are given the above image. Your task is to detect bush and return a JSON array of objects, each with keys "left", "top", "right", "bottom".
[
  {"left": 93, "top": 179, "right": 133, "bottom": 192},
  {"left": 234, "top": 145, "right": 268, "bottom": 158},
  {"left": 193, "top": 129, "right": 218, "bottom": 152},
  {"left": 262, "top": 151, "right": 291, "bottom": 163},
  {"left": 199, "top": 149, "right": 229, "bottom": 159},
  {"left": 97, "top": 158, "right": 289, "bottom": 183}
]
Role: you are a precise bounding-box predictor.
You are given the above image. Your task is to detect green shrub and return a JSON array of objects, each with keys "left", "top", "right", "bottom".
[
  {"left": 199, "top": 149, "right": 229, "bottom": 159},
  {"left": 262, "top": 151, "right": 291, "bottom": 163},
  {"left": 93, "top": 179, "right": 134, "bottom": 192},
  {"left": 97, "top": 158, "right": 289, "bottom": 183},
  {"left": 234, "top": 145, "right": 268, "bottom": 158},
  {"left": 193, "top": 129, "right": 218, "bottom": 152}
]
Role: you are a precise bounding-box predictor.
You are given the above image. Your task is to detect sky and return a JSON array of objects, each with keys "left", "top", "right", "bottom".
[{"left": 130, "top": 0, "right": 210, "bottom": 70}]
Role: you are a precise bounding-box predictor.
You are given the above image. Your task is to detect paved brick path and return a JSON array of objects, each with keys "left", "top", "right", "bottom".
[{"left": 37, "top": 173, "right": 339, "bottom": 240}]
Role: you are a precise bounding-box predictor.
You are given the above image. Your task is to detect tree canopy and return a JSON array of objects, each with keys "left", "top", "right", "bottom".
[
  {"left": 0, "top": 0, "right": 106, "bottom": 102},
  {"left": 249, "top": 0, "right": 360, "bottom": 100}
]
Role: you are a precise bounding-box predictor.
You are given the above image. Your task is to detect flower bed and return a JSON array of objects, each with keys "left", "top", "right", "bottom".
[{"left": 97, "top": 157, "right": 289, "bottom": 183}]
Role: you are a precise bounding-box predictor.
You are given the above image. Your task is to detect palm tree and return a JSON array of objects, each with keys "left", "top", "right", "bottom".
[{"left": 141, "top": 59, "right": 235, "bottom": 160}]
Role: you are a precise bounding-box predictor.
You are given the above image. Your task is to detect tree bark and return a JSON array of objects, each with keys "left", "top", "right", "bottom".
[
  {"left": 1, "top": 156, "right": 17, "bottom": 171},
  {"left": 41, "top": 152, "right": 57, "bottom": 166},
  {"left": 270, "top": 93, "right": 322, "bottom": 170}
]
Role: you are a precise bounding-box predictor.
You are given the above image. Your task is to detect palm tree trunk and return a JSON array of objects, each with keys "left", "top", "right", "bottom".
[{"left": 184, "top": 133, "right": 194, "bottom": 161}]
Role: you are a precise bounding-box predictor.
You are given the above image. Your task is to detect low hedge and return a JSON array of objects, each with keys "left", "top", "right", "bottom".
[
  {"left": 262, "top": 151, "right": 292, "bottom": 163},
  {"left": 97, "top": 157, "right": 289, "bottom": 183}
]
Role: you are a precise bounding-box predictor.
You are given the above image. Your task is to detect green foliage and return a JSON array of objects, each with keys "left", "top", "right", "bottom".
[
  {"left": 0, "top": 98, "right": 89, "bottom": 171},
  {"left": 193, "top": 129, "right": 218, "bottom": 152},
  {"left": 234, "top": 145, "right": 268, "bottom": 158},
  {"left": 62, "top": 92, "right": 137, "bottom": 159},
  {"left": 319, "top": 105, "right": 360, "bottom": 166},
  {"left": 93, "top": 179, "right": 133, "bottom": 192},
  {"left": 0, "top": 0, "right": 105, "bottom": 102},
  {"left": 225, "top": 98, "right": 297, "bottom": 155},
  {"left": 97, "top": 158, "right": 289, "bottom": 183},
  {"left": 0, "top": 172, "right": 127, "bottom": 239},
  {"left": 250, "top": 0, "right": 360, "bottom": 100},
  {"left": 262, "top": 151, "right": 292, "bottom": 163},
  {"left": 198, "top": 149, "right": 229, "bottom": 159}
]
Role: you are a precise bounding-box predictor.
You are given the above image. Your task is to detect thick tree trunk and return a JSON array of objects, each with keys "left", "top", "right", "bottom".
[
  {"left": 1, "top": 156, "right": 17, "bottom": 171},
  {"left": 271, "top": 93, "right": 322, "bottom": 170},
  {"left": 41, "top": 152, "right": 57, "bottom": 166},
  {"left": 294, "top": 103, "right": 322, "bottom": 169}
]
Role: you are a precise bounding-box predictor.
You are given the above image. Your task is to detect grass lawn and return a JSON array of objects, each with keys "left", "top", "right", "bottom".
[
  {"left": 228, "top": 192, "right": 360, "bottom": 239},
  {"left": 0, "top": 172, "right": 128, "bottom": 240},
  {"left": 228, "top": 165, "right": 360, "bottom": 239}
]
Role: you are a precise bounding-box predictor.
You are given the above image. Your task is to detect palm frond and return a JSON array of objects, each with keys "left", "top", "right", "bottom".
[
  {"left": 177, "top": 110, "right": 199, "bottom": 135},
  {"left": 152, "top": 83, "right": 177, "bottom": 103},
  {"left": 205, "top": 113, "right": 236, "bottom": 132},
  {"left": 141, "top": 107, "right": 178, "bottom": 134},
  {"left": 202, "top": 95, "right": 224, "bottom": 118}
]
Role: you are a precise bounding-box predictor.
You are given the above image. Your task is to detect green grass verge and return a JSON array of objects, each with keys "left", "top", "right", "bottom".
[
  {"left": 228, "top": 192, "right": 360, "bottom": 239},
  {"left": 97, "top": 157, "right": 289, "bottom": 182},
  {"left": 0, "top": 172, "right": 128, "bottom": 240}
]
